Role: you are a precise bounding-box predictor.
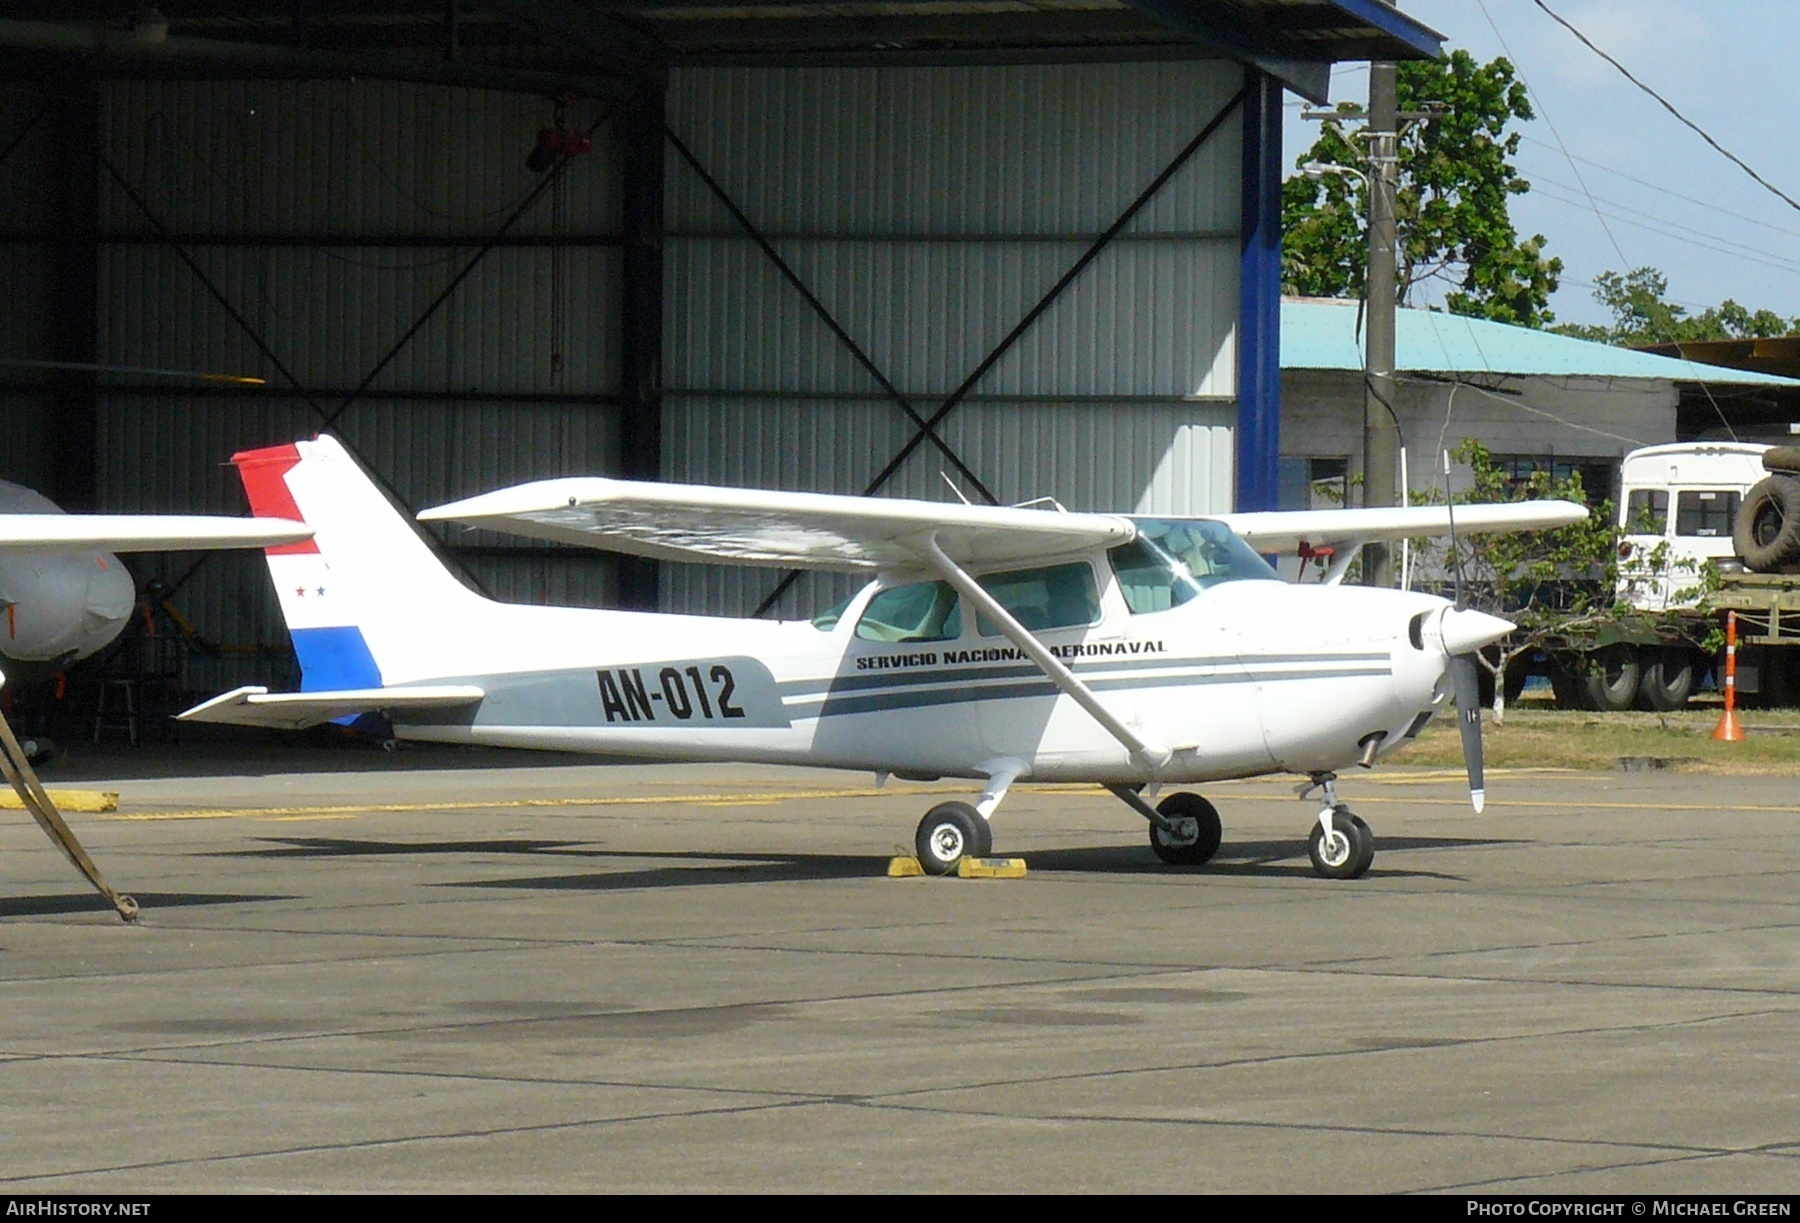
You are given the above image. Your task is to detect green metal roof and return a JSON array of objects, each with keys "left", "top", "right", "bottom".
[{"left": 1282, "top": 299, "right": 1800, "bottom": 388}]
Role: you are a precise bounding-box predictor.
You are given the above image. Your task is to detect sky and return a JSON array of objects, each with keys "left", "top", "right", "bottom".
[{"left": 1281, "top": 1, "right": 1800, "bottom": 328}]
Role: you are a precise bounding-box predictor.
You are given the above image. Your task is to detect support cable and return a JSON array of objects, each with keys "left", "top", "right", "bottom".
[
  {"left": 754, "top": 85, "right": 1248, "bottom": 616},
  {"left": 1529, "top": 0, "right": 1800, "bottom": 214},
  {"left": 663, "top": 125, "right": 997, "bottom": 507},
  {"left": 98, "top": 153, "right": 496, "bottom": 596},
  {"left": 321, "top": 106, "right": 616, "bottom": 430},
  {"left": 0, "top": 98, "right": 50, "bottom": 171}
]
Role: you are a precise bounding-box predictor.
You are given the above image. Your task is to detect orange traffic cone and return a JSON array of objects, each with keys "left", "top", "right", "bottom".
[{"left": 1712, "top": 611, "right": 1746, "bottom": 742}]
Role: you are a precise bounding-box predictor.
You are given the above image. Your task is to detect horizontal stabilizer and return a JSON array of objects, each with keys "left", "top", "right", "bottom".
[
  {"left": 0, "top": 515, "right": 311, "bottom": 554},
  {"left": 420, "top": 478, "right": 1134, "bottom": 572},
  {"left": 1217, "top": 501, "right": 1588, "bottom": 555},
  {"left": 177, "top": 684, "right": 484, "bottom": 730}
]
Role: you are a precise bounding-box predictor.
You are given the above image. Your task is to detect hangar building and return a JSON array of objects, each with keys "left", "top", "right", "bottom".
[{"left": 0, "top": 3, "right": 1439, "bottom": 706}]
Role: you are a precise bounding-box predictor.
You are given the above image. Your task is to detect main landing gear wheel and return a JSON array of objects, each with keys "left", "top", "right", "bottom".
[
  {"left": 915, "top": 800, "right": 991, "bottom": 876},
  {"left": 1149, "top": 792, "right": 1223, "bottom": 866},
  {"left": 1308, "top": 807, "right": 1374, "bottom": 880}
]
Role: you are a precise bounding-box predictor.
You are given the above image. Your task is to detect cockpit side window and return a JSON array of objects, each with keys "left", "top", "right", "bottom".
[
  {"left": 1108, "top": 536, "right": 1201, "bottom": 614},
  {"left": 855, "top": 581, "right": 962, "bottom": 643},
  {"left": 1122, "top": 518, "right": 1280, "bottom": 596},
  {"left": 974, "top": 562, "right": 1101, "bottom": 636},
  {"left": 812, "top": 593, "right": 855, "bottom": 631}
]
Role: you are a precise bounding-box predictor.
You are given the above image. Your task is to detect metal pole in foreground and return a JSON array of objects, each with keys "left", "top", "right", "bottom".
[
  {"left": 1363, "top": 61, "right": 1400, "bottom": 588},
  {"left": 1713, "top": 610, "right": 1745, "bottom": 742}
]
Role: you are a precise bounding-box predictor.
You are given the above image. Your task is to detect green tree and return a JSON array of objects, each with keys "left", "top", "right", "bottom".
[
  {"left": 1283, "top": 50, "right": 1563, "bottom": 327},
  {"left": 1552, "top": 266, "right": 1799, "bottom": 345},
  {"left": 1418, "top": 440, "right": 1712, "bottom": 721}
]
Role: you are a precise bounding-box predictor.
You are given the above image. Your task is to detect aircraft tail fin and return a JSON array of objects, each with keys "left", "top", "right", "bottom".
[{"left": 233, "top": 436, "right": 484, "bottom": 689}]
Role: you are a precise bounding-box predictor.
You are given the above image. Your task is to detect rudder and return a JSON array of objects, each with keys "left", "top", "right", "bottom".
[{"left": 234, "top": 436, "right": 482, "bottom": 689}]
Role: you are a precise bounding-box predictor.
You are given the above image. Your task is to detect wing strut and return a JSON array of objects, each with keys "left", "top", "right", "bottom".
[
  {"left": 913, "top": 533, "right": 1172, "bottom": 776},
  {"left": 0, "top": 672, "right": 137, "bottom": 922}
]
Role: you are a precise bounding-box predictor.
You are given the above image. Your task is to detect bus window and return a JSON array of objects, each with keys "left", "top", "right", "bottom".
[
  {"left": 1675, "top": 490, "right": 1739, "bottom": 538},
  {"left": 1624, "top": 489, "right": 1668, "bottom": 534}
]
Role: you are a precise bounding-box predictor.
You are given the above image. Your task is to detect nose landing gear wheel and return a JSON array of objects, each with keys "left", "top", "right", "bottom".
[
  {"left": 1148, "top": 791, "right": 1223, "bottom": 865},
  {"left": 915, "top": 800, "right": 991, "bottom": 876},
  {"left": 1308, "top": 807, "right": 1373, "bottom": 880}
]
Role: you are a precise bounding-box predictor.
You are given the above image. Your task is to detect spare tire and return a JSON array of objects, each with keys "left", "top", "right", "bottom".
[
  {"left": 1762, "top": 446, "right": 1800, "bottom": 475},
  {"left": 1734, "top": 475, "right": 1800, "bottom": 573}
]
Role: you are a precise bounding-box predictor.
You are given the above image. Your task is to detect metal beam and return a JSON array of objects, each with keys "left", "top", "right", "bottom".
[
  {"left": 1235, "top": 69, "right": 1281, "bottom": 512},
  {"left": 0, "top": 22, "right": 636, "bottom": 98},
  {"left": 479, "top": 0, "right": 663, "bottom": 84},
  {"left": 49, "top": 79, "right": 97, "bottom": 511},
  {"left": 1118, "top": 0, "right": 1329, "bottom": 101},
  {"left": 617, "top": 81, "right": 666, "bottom": 611}
]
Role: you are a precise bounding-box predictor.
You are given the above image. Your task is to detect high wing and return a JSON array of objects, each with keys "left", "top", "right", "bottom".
[
  {"left": 0, "top": 515, "right": 311, "bottom": 553},
  {"left": 420, "top": 478, "right": 1134, "bottom": 571},
  {"left": 179, "top": 685, "right": 485, "bottom": 731},
  {"left": 1216, "top": 501, "right": 1588, "bottom": 555}
]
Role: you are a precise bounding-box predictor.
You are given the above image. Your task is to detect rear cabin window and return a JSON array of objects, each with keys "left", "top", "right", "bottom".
[
  {"left": 1624, "top": 489, "right": 1669, "bottom": 534},
  {"left": 1675, "top": 490, "right": 1739, "bottom": 538},
  {"left": 975, "top": 562, "right": 1101, "bottom": 636},
  {"left": 855, "top": 581, "right": 962, "bottom": 643}
]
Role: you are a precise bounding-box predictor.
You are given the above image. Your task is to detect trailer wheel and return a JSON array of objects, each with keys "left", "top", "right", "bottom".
[
  {"left": 1734, "top": 476, "right": 1800, "bottom": 574},
  {"left": 1638, "top": 648, "right": 1695, "bottom": 711},
  {"left": 1581, "top": 644, "right": 1642, "bottom": 712}
]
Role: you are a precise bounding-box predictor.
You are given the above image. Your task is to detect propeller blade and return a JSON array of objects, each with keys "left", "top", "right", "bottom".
[{"left": 1450, "top": 652, "right": 1486, "bottom": 813}]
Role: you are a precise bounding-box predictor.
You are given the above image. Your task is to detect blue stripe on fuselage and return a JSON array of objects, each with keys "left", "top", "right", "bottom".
[{"left": 291, "top": 625, "right": 383, "bottom": 692}]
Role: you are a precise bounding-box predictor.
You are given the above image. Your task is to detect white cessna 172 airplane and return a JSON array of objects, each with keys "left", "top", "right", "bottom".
[{"left": 183, "top": 436, "right": 1585, "bottom": 879}]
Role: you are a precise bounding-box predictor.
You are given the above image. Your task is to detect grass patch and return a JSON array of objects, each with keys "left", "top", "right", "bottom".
[{"left": 1396, "top": 700, "right": 1800, "bottom": 774}]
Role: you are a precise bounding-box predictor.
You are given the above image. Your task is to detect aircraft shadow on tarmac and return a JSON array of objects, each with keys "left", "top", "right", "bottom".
[
  {"left": 219, "top": 837, "right": 591, "bottom": 859},
  {"left": 0, "top": 891, "right": 295, "bottom": 918},
  {"left": 396, "top": 833, "right": 1505, "bottom": 892},
  {"left": 184, "top": 832, "right": 1514, "bottom": 894}
]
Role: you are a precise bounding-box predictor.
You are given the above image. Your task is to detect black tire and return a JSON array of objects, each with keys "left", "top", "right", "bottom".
[
  {"left": 1762, "top": 445, "right": 1800, "bottom": 475},
  {"left": 1580, "top": 644, "right": 1641, "bottom": 712},
  {"left": 1149, "top": 791, "right": 1223, "bottom": 866},
  {"left": 1638, "top": 648, "right": 1696, "bottom": 711},
  {"left": 1307, "top": 811, "right": 1369, "bottom": 880},
  {"left": 1548, "top": 658, "right": 1588, "bottom": 710},
  {"left": 1734, "top": 476, "right": 1800, "bottom": 574},
  {"left": 915, "top": 801, "right": 985, "bottom": 875},
  {"left": 1342, "top": 810, "right": 1376, "bottom": 878}
]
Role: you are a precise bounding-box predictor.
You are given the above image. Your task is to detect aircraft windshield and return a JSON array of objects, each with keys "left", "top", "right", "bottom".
[{"left": 1111, "top": 518, "right": 1279, "bottom": 613}]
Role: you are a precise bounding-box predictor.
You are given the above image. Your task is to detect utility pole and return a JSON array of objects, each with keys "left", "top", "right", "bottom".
[{"left": 1363, "top": 60, "right": 1400, "bottom": 588}]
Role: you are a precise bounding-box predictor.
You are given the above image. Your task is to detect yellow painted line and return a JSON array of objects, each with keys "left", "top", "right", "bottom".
[
  {"left": 0, "top": 788, "right": 118, "bottom": 813},
  {"left": 98, "top": 786, "right": 929, "bottom": 822}
]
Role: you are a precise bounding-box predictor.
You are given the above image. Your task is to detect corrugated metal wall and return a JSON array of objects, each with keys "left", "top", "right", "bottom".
[
  {"left": 662, "top": 61, "right": 1243, "bottom": 618},
  {"left": 0, "top": 81, "right": 55, "bottom": 486},
  {"left": 92, "top": 79, "right": 623, "bottom": 693}
]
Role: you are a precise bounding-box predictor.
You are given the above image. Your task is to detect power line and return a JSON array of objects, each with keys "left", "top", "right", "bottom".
[
  {"left": 1517, "top": 135, "right": 1800, "bottom": 242},
  {"left": 1528, "top": 181, "right": 1800, "bottom": 276},
  {"left": 1529, "top": 0, "right": 1800, "bottom": 214},
  {"left": 1523, "top": 173, "right": 1800, "bottom": 274},
  {"left": 1476, "top": 0, "right": 1630, "bottom": 269}
]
